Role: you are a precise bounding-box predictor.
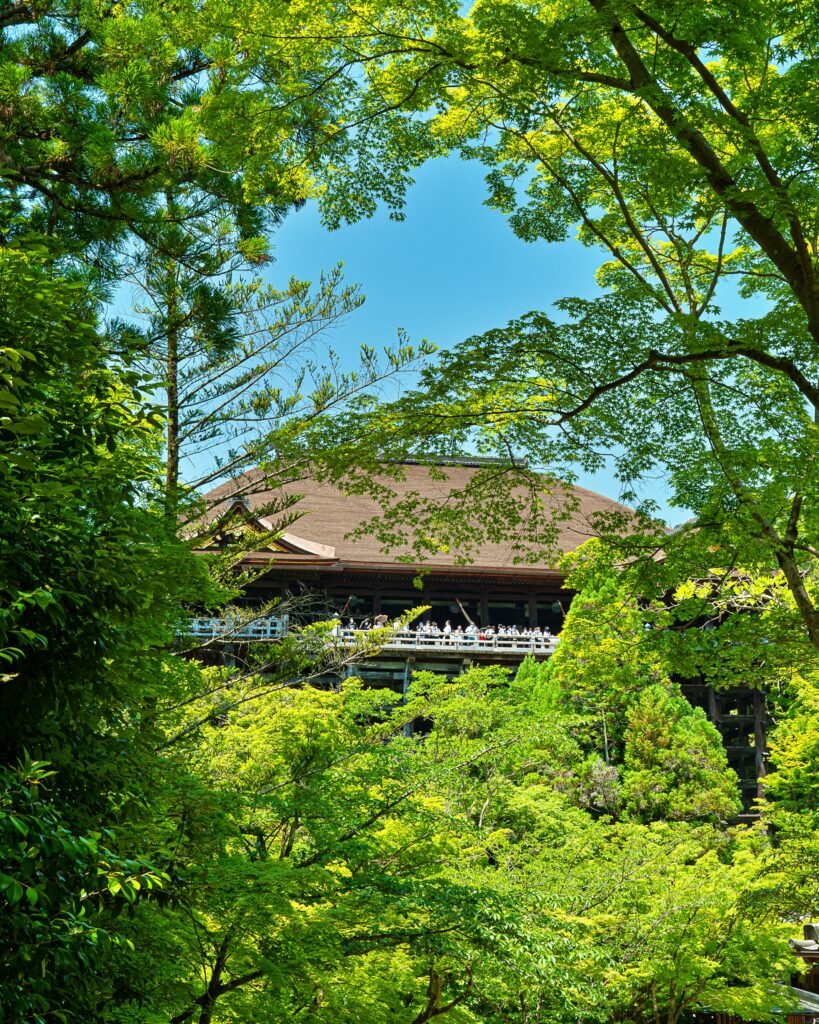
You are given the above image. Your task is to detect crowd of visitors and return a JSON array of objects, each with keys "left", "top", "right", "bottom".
[{"left": 342, "top": 618, "right": 554, "bottom": 645}]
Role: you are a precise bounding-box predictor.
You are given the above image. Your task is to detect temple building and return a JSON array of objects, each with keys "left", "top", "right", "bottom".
[
  {"left": 195, "top": 459, "right": 765, "bottom": 813},
  {"left": 200, "top": 460, "right": 622, "bottom": 630}
]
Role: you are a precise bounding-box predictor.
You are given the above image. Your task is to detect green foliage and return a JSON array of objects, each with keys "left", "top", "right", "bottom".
[
  {"left": 0, "top": 242, "right": 215, "bottom": 1015},
  {"left": 0, "top": 243, "right": 206, "bottom": 809},
  {"left": 108, "top": 675, "right": 532, "bottom": 1023},
  {"left": 561, "top": 824, "right": 795, "bottom": 1024},
  {"left": 276, "top": 0, "right": 819, "bottom": 654},
  {"left": 93, "top": 655, "right": 787, "bottom": 1024},
  {"left": 759, "top": 669, "right": 819, "bottom": 922},
  {"left": 519, "top": 561, "right": 743, "bottom": 825},
  {"left": 622, "top": 684, "right": 742, "bottom": 824},
  {"left": 763, "top": 670, "right": 819, "bottom": 834},
  {"left": 546, "top": 562, "right": 669, "bottom": 762},
  {"left": 130, "top": 222, "right": 434, "bottom": 504},
  {"left": 514, "top": 653, "right": 563, "bottom": 714},
  {"left": 0, "top": 0, "right": 356, "bottom": 252},
  {"left": 0, "top": 758, "right": 167, "bottom": 1024},
  {"left": 2, "top": 5, "right": 817, "bottom": 1021}
]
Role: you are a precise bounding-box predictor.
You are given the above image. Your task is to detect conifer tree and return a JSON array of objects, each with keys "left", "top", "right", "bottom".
[
  {"left": 544, "top": 571, "right": 666, "bottom": 762},
  {"left": 622, "top": 684, "right": 741, "bottom": 824}
]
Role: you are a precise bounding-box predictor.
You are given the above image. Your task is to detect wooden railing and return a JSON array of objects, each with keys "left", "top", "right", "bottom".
[
  {"left": 185, "top": 617, "right": 557, "bottom": 656},
  {"left": 372, "top": 631, "right": 558, "bottom": 656},
  {"left": 187, "top": 615, "right": 289, "bottom": 640}
]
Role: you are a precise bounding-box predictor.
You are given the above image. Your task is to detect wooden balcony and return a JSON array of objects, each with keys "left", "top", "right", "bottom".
[
  {"left": 185, "top": 617, "right": 557, "bottom": 659},
  {"left": 187, "top": 615, "right": 290, "bottom": 641},
  {"left": 364, "top": 630, "right": 557, "bottom": 658}
]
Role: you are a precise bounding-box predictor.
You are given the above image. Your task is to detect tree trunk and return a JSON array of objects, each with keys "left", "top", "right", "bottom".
[
  {"left": 690, "top": 369, "right": 819, "bottom": 650},
  {"left": 165, "top": 252, "right": 180, "bottom": 508}
]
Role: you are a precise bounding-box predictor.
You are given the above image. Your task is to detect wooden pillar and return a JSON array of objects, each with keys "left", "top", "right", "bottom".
[
  {"left": 224, "top": 642, "right": 236, "bottom": 669},
  {"left": 479, "top": 593, "right": 489, "bottom": 627},
  {"left": 527, "top": 594, "right": 538, "bottom": 627},
  {"left": 402, "top": 657, "right": 415, "bottom": 738},
  {"left": 707, "top": 685, "right": 718, "bottom": 724},
  {"left": 754, "top": 689, "right": 767, "bottom": 791},
  {"left": 372, "top": 589, "right": 382, "bottom": 616}
]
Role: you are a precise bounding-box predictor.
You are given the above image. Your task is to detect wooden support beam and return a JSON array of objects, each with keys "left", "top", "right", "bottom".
[
  {"left": 754, "top": 689, "right": 767, "bottom": 791},
  {"left": 707, "top": 686, "right": 718, "bottom": 724},
  {"left": 402, "top": 657, "right": 415, "bottom": 738}
]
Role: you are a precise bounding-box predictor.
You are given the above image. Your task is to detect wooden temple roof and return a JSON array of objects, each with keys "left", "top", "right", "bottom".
[{"left": 200, "top": 462, "right": 637, "bottom": 579}]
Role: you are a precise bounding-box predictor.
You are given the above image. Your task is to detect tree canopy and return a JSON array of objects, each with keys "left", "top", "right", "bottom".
[
  {"left": 281, "top": 0, "right": 819, "bottom": 654},
  {"left": 3, "top": 1, "right": 819, "bottom": 1021}
]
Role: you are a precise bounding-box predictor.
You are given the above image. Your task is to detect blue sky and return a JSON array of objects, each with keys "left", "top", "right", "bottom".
[
  {"left": 263, "top": 155, "right": 685, "bottom": 520},
  {"left": 270, "top": 157, "right": 603, "bottom": 353}
]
